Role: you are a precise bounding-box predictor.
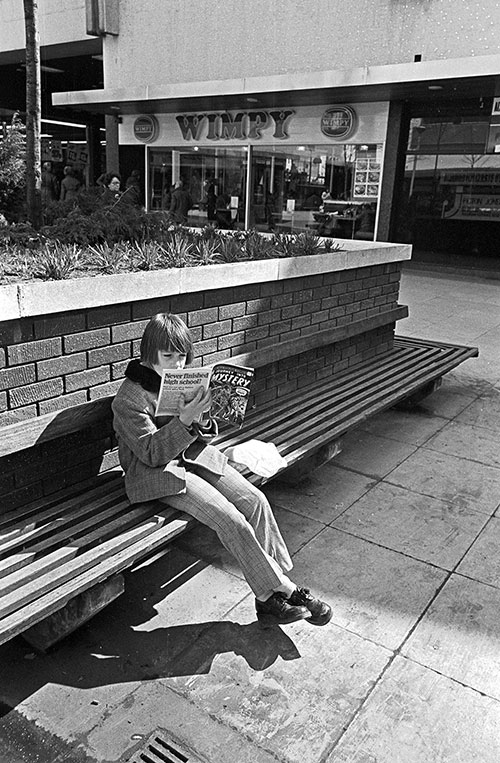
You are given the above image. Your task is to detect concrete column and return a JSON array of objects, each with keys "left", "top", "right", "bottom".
[
  {"left": 85, "top": 123, "right": 102, "bottom": 186},
  {"left": 377, "top": 101, "right": 410, "bottom": 241},
  {"left": 105, "top": 114, "right": 120, "bottom": 173}
]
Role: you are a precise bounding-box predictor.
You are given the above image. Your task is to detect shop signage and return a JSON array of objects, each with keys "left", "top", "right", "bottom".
[
  {"left": 320, "top": 106, "right": 357, "bottom": 139},
  {"left": 67, "top": 143, "right": 88, "bottom": 164},
  {"left": 134, "top": 115, "right": 159, "bottom": 143},
  {"left": 175, "top": 110, "right": 294, "bottom": 141},
  {"left": 41, "top": 139, "right": 63, "bottom": 163}
]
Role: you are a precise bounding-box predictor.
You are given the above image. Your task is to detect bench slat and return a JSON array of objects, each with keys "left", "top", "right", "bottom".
[
  {"left": 0, "top": 474, "right": 123, "bottom": 533},
  {"left": 275, "top": 347, "right": 478, "bottom": 466},
  {"left": 0, "top": 508, "right": 182, "bottom": 619},
  {"left": 0, "top": 513, "right": 194, "bottom": 646},
  {"left": 0, "top": 485, "right": 127, "bottom": 557},
  {"left": 217, "top": 345, "right": 445, "bottom": 451},
  {"left": 0, "top": 503, "right": 179, "bottom": 598}
]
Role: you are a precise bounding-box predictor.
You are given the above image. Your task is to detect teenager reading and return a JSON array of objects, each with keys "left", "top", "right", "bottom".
[{"left": 112, "top": 313, "right": 332, "bottom": 627}]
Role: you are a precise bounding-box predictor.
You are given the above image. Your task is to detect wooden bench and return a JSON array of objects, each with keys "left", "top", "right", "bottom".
[{"left": 0, "top": 335, "right": 477, "bottom": 651}]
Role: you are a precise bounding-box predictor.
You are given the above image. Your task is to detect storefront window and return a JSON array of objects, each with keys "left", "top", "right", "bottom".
[
  {"left": 249, "top": 144, "right": 382, "bottom": 239},
  {"left": 148, "top": 141, "right": 382, "bottom": 240},
  {"left": 148, "top": 146, "right": 247, "bottom": 228},
  {"left": 395, "top": 113, "right": 500, "bottom": 255}
]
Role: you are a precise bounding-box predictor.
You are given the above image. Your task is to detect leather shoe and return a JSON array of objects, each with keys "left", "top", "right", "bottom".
[
  {"left": 288, "top": 587, "right": 332, "bottom": 626},
  {"left": 255, "top": 592, "right": 309, "bottom": 627}
]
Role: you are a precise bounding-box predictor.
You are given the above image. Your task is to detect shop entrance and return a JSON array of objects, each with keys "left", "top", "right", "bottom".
[{"left": 392, "top": 100, "right": 500, "bottom": 269}]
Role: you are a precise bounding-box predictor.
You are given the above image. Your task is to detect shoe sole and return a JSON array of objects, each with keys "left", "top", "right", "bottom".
[
  {"left": 256, "top": 611, "right": 310, "bottom": 628},
  {"left": 305, "top": 607, "right": 333, "bottom": 626}
]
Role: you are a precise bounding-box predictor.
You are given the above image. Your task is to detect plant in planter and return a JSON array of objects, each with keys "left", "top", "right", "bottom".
[
  {"left": 240, "top": 229, "right": 275, "bottom": 259},
  {"left": 85, "top": 242, "right": 130, "bottom": 275},
  {"left": 271, "top": 232, "right": 297, "bottom": 258},
  {"left": 34, "top": 242, "right": 81, "bottom": 280},
  {"left": 162, "top": 230, "right": 194, "bottom": 268}
]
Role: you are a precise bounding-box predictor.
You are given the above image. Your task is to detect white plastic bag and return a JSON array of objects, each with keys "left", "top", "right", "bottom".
[{"left": 224, "top": 439, "right": 287, "bottom": 478}]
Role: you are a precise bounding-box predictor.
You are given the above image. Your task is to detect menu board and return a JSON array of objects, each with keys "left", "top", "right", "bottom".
[{"left": 353, "top": 159, "right": 381, "bottom": 198}]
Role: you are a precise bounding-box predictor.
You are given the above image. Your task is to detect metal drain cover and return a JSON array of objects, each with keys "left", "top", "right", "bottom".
[{"left": 127, "top": 729, "right": 204, "bottom": 763}]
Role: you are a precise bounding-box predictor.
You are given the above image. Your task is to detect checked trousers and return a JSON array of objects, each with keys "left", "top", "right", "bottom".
[{"left": 162, "top": 462, "right": 295, "bottom": 600}]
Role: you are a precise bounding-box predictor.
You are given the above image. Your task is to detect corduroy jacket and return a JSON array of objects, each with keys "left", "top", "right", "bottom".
[{"left": 112, "top": 361, "right": 227, "bottom": 503}]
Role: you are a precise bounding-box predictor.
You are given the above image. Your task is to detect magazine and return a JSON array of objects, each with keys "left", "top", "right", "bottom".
[{"left": 155, "top": 363, "right": 255, "bottom": 428}]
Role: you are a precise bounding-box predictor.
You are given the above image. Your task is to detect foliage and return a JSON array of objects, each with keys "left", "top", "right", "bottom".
[
  {"left": 33, "top": 242, "right": 81, "bottom": 280},
  {"left": 41, "top": 188, "right": 147, "bottom": 245},
  {"left": 0, "top": 216, "right": 345, "bottom": 285},
  {"left": 0, "top": 113, "right": 26, "bottom": 221},
  {"left": 84, "top": 242, "right": 130, "bottom": 275}
]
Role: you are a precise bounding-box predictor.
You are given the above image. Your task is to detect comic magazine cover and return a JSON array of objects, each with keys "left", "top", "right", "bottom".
[
  {"left": 155, "top": 363, "right": 254, "bottom": 427},
  {"left": 208, "top": 363, "right": 254, "bottom": 428}
]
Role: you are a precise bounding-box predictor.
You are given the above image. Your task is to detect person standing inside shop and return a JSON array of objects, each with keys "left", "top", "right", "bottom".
[
  {"left": 41, "top": 162, "right": 59, "bottom": 205},
  {"left": 124, "top": 169, "right": 143, "bottom": 206},
  {"left": 60, "top": 165, "right": 82, "bottom": 201},
  {"left": 169, "top": 180, "right": 192, "bottom": 224}
]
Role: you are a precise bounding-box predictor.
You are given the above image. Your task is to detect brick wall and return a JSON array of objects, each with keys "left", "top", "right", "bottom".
[{"left": 0, "top": 262, "right": 402, "bottom": 509}]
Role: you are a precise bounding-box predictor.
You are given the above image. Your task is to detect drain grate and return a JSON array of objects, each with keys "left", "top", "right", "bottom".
[{"left": 127, "top": 729, "right": 203, "bottom": 763}]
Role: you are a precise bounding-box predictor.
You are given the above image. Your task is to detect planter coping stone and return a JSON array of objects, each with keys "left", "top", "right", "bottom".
[{"left": 0, "top": 242, "right": 411, "bottom": 321}]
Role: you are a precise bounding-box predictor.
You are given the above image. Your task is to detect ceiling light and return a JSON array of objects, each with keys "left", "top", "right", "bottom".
[
  {"left": 21, "top": 63, "right": 64, "bottom": 74},
  {"left": 42, "top": 118, "right": 86, "bottom": 128},
  {"left": 428, "top": 85, "right": 443, "bottom": 90}
]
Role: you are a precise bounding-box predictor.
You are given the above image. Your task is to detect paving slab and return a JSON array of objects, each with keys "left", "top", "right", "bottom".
[
  {"left": 402, "top": 574, "right": 500, "bottom": 700},
  {"left": 455, "top": 386, "right": 500, "bottom": 433},
  {"left": 455, "top": 517, "right": 500, "bottom": 587},
  {"left": 329, "top": 656, "right": 500, "bottom": 763},
  {"left": 386, "top": 447, "right": 500, "bottom": 515},
  {"left": 331, "top": 430, "right": 417, "bottom": 478},
  {"left": 165, "top": 594, "right": 392, "bottom": 763},
  {"left": 264, "top": 462, "right": 376, "bottom": 525},
  {"left": 84, "top": 678, "right": 282, "bottom": 763},
  {"left": 287, "top": 526, "right": 446, "bottom": 650},
  {"left": 424, "top": 419, "right": 500, "bottom": 468},
  {"left": 331, "top": 481, "right": 488, "bottom": 569},
  {"left": 414, "top": 382, "right": 480, "bottom": 419},
  {"left": 357, "top": 407, "right": 448, "bottom": 445}
]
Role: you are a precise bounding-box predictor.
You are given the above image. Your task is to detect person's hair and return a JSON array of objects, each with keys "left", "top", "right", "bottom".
[
  {"left": 102, "top": 171, "right": 121, "bottom": 188},
  {"left": 63, "top": 165, "right": 74, "bottom": 176},
  {"left": 140, "top": 313, "right": 194, "bottom": 367}
]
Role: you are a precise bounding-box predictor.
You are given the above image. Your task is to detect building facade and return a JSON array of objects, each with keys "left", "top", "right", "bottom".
[{"left": 3, "top": 0, "right": 500, "bottom": 262}]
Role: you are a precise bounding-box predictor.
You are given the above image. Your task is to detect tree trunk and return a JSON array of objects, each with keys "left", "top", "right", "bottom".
[{"left": 23, "top": 0, "right": 42, "bottom": 229}]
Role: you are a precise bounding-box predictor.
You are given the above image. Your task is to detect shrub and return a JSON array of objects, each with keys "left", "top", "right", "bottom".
[{"left": 0, "top": 113, "right": 26, "bottom": 221}]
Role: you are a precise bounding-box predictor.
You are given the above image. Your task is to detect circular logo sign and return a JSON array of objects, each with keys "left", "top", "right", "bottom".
[
  {"left": 133, "top": 115, "right": 159, "bottom": 143},
  {"left": 320, "top": 106, "right": 356, "bottom": 139}
]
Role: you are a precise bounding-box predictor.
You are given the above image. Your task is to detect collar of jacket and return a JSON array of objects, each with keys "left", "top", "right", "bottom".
[{"left": 125, "top": 359, "right": 161, "bottom": 393}]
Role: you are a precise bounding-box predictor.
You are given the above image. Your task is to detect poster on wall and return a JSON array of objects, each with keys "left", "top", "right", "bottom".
[
  {"left": 352, "top": 158, "right": 381, "bottom": 198},
  {"left": 41, "top": 140, "right": 63, "bottom": 163}
]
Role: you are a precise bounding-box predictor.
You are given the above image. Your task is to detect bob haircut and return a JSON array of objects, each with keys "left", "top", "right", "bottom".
[
  {"left": 140, "top": 313, "right": 194, "bottom": 367},
  {"left": 102, "top": 171, "right": 121, "bottom": 187}
]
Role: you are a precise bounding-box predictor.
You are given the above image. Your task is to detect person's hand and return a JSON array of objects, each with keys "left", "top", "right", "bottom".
[{"left": 178, "top": 386, "right": 211, "bottom": 427}]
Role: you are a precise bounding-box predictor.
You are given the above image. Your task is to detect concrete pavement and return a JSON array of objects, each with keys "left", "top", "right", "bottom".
[{"left": 0, "top": 267, "right": 499, "bottom": 762}]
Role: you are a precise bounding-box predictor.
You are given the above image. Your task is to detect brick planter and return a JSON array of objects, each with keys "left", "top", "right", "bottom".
[{"left": 0, "top": 242, "right": 411, "bottom": 506}]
